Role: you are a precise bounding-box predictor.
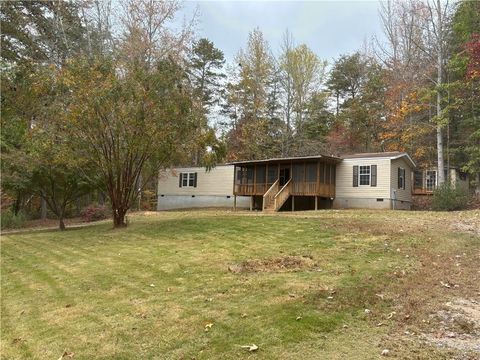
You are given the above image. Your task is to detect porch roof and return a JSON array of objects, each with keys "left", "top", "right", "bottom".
[{"left": 228, "top": 154, "right": 343, "bottom": 166}]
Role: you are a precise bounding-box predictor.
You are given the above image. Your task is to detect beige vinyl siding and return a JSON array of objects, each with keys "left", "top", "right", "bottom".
[
  {"left": 335, "top": 158, "right": 391, "bottom": 199},
  {"left": 158, "top": 165, "right": 234, "bottom": 196},
  {"left": 390, "top": 158, "right": 413, "bottom": 202}
]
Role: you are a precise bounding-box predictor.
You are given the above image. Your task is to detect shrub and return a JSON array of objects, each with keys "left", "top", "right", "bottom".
[
  {"left": 431, "top": 183, "right": 469, "bottom": 211},
  {"left": 1, "top": 210, "right": 26, "bottom": 229},
  {"left": 80, "top": 204, "right": 109, "bottom": 222}
]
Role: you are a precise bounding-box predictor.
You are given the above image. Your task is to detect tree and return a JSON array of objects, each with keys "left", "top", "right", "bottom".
[
  {"left": 1, "top": 1, "right": 91, "bottom": 221},
  {"left": 423, "top": 0, "right": 453, "bottom": 185},
  {"left": 187, "top": 38, "right": 227, "bottom": 167},
  {"left": 280, "top": 43, "right": 326, "bottom": 155},
  {"left": 446, "top": 1, "right": 480, "bottom": 180},
  {"left": 224, "top": 28, "right": 283, "bottom": 160},
  {"left": 327, "top": 53, "right": 367, "bottom": 109},
  {"left": 64, "top": 57, "right": 195, "bottom": 227},
  {"left": 189, "top": 38, "right": 226, "bottom": 109},
  {"left": 0, "top": 0, "right": 87, "bottom": 65},
  {"left": 26, "top": 128, "right": 94, "bottom": 230}
]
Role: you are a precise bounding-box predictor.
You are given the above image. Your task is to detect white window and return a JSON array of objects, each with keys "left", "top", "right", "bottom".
[
  {"left": 426, "top": 170, "right": 436, "bottom": 191},
  {"left": 398, "top": 168, "right": 405, "bottom": 190},
  {"left": 359, "top": 165, "right": 371, "bottom": 186},
  {"left": 181, "top": 172, "right": 196, "bottom": 187}
]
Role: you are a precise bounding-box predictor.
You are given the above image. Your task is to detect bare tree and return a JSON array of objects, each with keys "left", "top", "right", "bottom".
[
  {"left": 279, "top": 30, "right": 295, "bottom": 156},
  {"left": 376, "top": 0, "right": 453, "bottom": 184},
  {"left": 119, "top": 0, "right": 196, "bottom": 69},
  {"left": 425, "top": 0, "right": 452, "bottom": 185}
]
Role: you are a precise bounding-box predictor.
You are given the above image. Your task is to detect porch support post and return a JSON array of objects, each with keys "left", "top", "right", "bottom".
[
  {"left": 292, "top": 195, "right": 295, "bottom": 211},
  {"left": 315, "top": 196, "right": 318, "bottom": 211},
  {"left": 234, "top": 195, "right": 237, "bottom": 211},
  {"left": 250, "top": 196, "right": 253, "bottom": 211}
]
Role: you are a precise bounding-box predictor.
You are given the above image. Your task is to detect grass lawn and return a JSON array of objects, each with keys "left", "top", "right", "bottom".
[{"left": 1, "top": 210, "right": 479, "bottom": 359}]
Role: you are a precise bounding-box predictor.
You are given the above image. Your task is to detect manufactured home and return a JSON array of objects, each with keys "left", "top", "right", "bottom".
[{"left": 157, "top": 151, "right": 416, "bottom": 211}]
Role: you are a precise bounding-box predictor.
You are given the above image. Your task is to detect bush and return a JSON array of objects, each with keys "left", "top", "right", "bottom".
[
  {"left": 1, "top": 210, "right": 26, "bottom": 229},
  {"left": 431, "top": 184, "right": 469, "bottom": 211},
  {"left": 80, "top": 204, "right": 109, "bottom": 222}
]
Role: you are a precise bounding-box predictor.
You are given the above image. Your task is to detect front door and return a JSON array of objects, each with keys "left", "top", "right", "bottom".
[{"left": 279, "top": 167, "right": 290, "bottom": 186}]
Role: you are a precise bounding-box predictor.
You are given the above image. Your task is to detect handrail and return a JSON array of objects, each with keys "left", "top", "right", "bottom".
[
  {"left": 263, "top": 179, "right": 279, "bottom": 199},
  {"left": 274, "top": 179, "right": 291, "bottom": 211},
  {"left": 263, "top": 179, "right": 279, "bottom": 210},
  {"left": 274, "top": 179, "right": 291, "bottom": 199}
]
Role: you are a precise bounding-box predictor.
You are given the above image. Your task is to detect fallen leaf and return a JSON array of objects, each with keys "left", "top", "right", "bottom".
[
  {"left": 387, "top": 311, "right": 396, "bottom": 319},
  {"left": 240, "top": 344, "right": 258, "bottom": 352},
  {"left": 381, "top": 349, "right": 390, "bottom": 356},
  {"left": 296, "top": 316, "right": 302, "bottom": 321},
  {"left": 204, "top": 323, "right": 213, "bottom": 332}
]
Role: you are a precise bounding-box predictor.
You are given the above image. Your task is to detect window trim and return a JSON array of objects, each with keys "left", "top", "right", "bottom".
[
  {"left": 182, "top": 172, "right": 196, "bottom": 188},
  {"left": 358, "top": 165, "right": 371, "bottom": 186},
  {"left": 425, "top": 170, "right": 437, "bottom": 191}
]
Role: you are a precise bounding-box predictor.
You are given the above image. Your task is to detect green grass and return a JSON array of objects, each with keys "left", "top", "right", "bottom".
[{"left": 1, "top": 210, "right": 479, "bottom": 359}]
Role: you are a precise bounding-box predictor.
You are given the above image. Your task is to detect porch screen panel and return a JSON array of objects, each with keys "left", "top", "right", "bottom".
[
  {"left": 319, "top": 163, "right": 325, "bottom": 183},
  {"left": 267, "top": 164, "right": 278, "bottom": 184},
  {"left": 325, "top": 164, "right": 331, "bottom": 184},
  {"left": 246, "top": 166, "right": 254, "bottom": 184},
  {"left": 235, "top": 166, "right": 243, "bottom": 184},
  {"left": 256, "top": 165, "right": 266, "bottom": 183},
  {"left": 293, "top": 163, "right": 304, "bottom": 182},
  {"left": 306, "top": 163, "right": 317, "bottom": 182}
]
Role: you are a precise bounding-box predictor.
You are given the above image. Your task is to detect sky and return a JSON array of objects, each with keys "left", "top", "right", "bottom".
[{"left": 178, "top": 0, "right": 385, "bottom": 63}]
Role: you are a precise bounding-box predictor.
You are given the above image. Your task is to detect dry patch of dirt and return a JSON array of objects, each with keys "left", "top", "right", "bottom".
[
  {"left": 228, "top": 255, "right": 317, "bottom": 273},
  {"left": 451, "top": 220, "right": 480, "bottom": 236},
  {"left": 423, "top": 298, "right": 480, "bottom": 353}
]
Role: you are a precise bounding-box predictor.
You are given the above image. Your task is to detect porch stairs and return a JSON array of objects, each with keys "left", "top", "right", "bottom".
[{"left": 263, "top": 179, "right": 292, "bottom": 212}]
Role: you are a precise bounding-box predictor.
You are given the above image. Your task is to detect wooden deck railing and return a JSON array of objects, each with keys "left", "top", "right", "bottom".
[
  {"left": 263, "top": 180, "right": 279, "bottom": 210},
  {"left": 236, "top": 180, "right": 335, "bottom": 197},
  {"left": 412, "top": 187, "right": 434, "bottom": 195},
  {"left": 291, "top": 182, "right": 335, "bottom": 197},
  {"left": 274, "top": 179, "right": 291, "bottom": 211}
]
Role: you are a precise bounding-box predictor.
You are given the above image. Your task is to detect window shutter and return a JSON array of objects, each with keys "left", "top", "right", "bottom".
[
  {"left": 402, "top": 169, "right": 406, "bottom": 190},
  {"left": 179, "top": 173, "right": 183, "bottom": 187},
  {"left": 353, "top": 166, "right": 359, "bottom": 187},
  {"left": 398, "top": 168, "right": 401, "bottom": 189},
  {"left": 371, "top": 165, "right": 377, "bottom": 187},
  {"left": 193, "top": 172, "right": 198, "bottom": 188}
]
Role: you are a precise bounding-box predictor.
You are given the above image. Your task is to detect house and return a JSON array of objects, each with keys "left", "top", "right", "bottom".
[{"left": 157, "top": 151, "right": 416, "bottom": 211}]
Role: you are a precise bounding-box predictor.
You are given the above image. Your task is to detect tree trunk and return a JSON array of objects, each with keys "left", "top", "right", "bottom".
[
  {"left": 113, "top": 208, "right": 127, "bottom": 228},
  {"left": 59, "top": 216, "right": 66, "bottom": 231},
  {"left": 436, "top": 0, "right": 445, "bottom": 186},
  {"left": 41, "top": 198, "right": 47, "bottom": 220}
]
